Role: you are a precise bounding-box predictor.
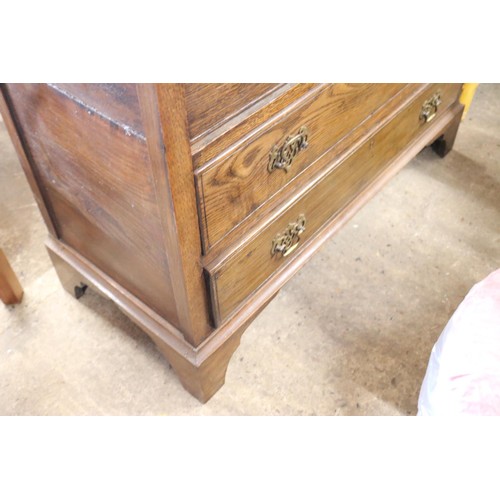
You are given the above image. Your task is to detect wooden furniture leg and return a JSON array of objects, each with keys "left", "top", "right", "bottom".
[
  {"left": 48, "top": 249, "right": 88, "bottom": 299},
  {"left": 0, "top": 248, "right": 24, "bottom": 305},
  {"left": 47, "top": 238, "right": 276, "bottom": 402},
  {"left": 431, "top": 104, "right": 464, "bottom": 158},
  {"left": 152, "top": 294, "right": 277, "bottom": 402},
  {"left": 152, "top": 309, "right": 261, "bottom": 402}
]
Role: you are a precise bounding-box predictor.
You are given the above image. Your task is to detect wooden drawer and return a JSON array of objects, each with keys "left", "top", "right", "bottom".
[
  {"left": 195, "top": 83, "right": 407, "bottom": 252},
  {"left": 185, "top": 84, "right": 284, "bottom": 141},
  {"left": 205, "top": 83, "right": 462, "bottom": 324},
  {"left": 190, "top": 84, "right": 319, "bottom": 167}
]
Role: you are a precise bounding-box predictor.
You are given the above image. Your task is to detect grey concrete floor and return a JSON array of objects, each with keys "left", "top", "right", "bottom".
[{"left": 1, "top": 85, "right": 499, "bottom": 415}]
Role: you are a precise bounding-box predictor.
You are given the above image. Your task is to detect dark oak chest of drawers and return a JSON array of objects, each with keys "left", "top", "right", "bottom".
[{"left": 0, "top": 83, "right": 464, "bottom": 402}]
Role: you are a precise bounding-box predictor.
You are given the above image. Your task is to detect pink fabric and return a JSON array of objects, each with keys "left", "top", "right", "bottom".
[{"left": 418, "top": 269, "right": 500, "bottom": 416}]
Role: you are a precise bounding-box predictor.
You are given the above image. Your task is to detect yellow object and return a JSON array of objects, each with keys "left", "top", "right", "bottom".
[{"left": 460, "top": 83, "right": 479, "bottom": 119}]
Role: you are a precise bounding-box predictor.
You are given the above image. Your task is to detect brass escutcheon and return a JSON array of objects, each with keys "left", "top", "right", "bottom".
[
  {"left": 268, "top": 126, "right": 309, "bottom": 174},
  {"left": 420, "top": 92, "right": 442, "bottom": 123},
  {"left": 271, "top": 215, "right": 307, "bottom": 257}
]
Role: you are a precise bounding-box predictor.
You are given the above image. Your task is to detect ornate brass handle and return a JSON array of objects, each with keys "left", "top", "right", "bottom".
[
  {"left": 271, "top": 215, "right": 306, "bottom": 257},
  {"left": 268, "top": 126, "right": 309, "bottom": 174},
  {"left": 420, "top": 92, "right": 442, "bottom": 123}
]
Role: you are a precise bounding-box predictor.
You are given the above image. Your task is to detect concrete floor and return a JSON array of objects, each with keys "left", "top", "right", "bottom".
[{"left": 1, "top": 85, "right": 499, "bottom": 415}]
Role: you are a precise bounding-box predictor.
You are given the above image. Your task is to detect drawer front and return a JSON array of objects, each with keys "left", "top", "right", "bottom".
[
  {"left": 196, "top": 83, "right": 407, "bottom": 252},
  {"left": 206, "top": 83, "right": 462, "bottom": 324},
  {"left": 185, "top": 83, "right": 284, "bottom": 141}
]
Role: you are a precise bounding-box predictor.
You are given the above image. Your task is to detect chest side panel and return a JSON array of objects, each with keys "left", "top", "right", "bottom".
[
  {"left": 53, "top": 83, "right": 145, "bottom": 136},
  {"left": 3, "top": 83, "right": 179, "bottom": 326}
]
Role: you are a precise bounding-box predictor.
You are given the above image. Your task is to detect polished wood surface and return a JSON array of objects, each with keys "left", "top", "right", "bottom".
[
  {"left": 206, "top": 84, "right": 462, "bottom": 323},
  {"left": 199, "top": 84, "right": 427, "bottom": 259},
  {"left": 46, "top": 236, "right": 277, "bottom": 402},
  {"left": 432, "top": 106, "right": 463, "bottom": 157},
  {"left": 3, "top": 83, "right": 179, "bottom": 325},
  {"left": 0, "top": 83, "right": 464, "bottom": 402},
  {"left": 53, "top": 83, "right": 145, "bottom": 136},
  {"left": 191, "top": 84, "right": 318, "bottom": 167},
  {"left": 196, "top": 83, "right": 407, "bottom": 251},
  {"left": 140, "top": 84, "right": 212, "bottom": 345},
  {"left": 184, "top": 83, "right": 282, "bottom": 140},
  {"left": 0, "top": 249, "right": 24, "bottom": 305}
]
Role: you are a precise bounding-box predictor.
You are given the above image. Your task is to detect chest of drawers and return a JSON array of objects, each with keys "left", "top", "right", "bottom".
[{"left": 0, "top": 83, "right": 464, "bottom": 402}]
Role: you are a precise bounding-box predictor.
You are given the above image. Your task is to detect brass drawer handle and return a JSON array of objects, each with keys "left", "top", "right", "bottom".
[
  {"left": 268, "top": 126, "right": 309, "bottom": 174},
  {"left": 271, "top": 215, "right": 306, "bottom": 257},
  {"left": 420, "top": 92, "right": 442, "bottom": 123}
]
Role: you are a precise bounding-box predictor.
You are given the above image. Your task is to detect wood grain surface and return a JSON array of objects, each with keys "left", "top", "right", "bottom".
[
  {"left": 184, "top": 83, "right": 282, "bottom": 140},
  {"left": 196, "top": 83, "right": 406, "bottom": 251},
  {"left": 190, "top": 84, "right": 318, "bottom": 166},
  {"left": 142, "top": 84, "right": 212, "bottom": 346},
  {"left": 47, "top": 235, "right": 276, "bottom": 403},
  {"left": 52, "top": 83, "right": 145, "bottom": 137},
  {"left": 206, "top": 83, "right": 462, "bottom": 323},
  {"left": 3, "top": 83, "right": 179, "bottom": 325},
  {"left": 198, "top": 84, "right": 427, "bottom": 259}
]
